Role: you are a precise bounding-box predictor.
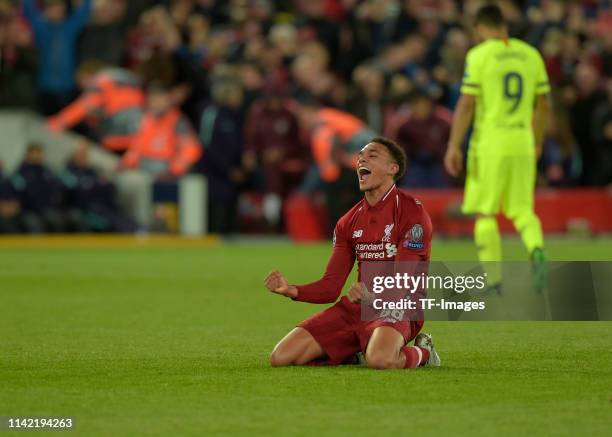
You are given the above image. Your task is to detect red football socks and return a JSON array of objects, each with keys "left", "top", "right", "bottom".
[{"left": 402, "top": 346, "right": 430, "bottom": 368}]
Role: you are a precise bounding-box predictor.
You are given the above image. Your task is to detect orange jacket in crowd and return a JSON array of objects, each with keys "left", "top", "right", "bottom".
[
  {"left": 48, "top": 69, "right": 144, "bottom": 151},
  {"left": 311, "top": 108, "right": 369, "bottom": 182},
  {"left": 121, "top": 109, "right": 202, "bottom": 177}
]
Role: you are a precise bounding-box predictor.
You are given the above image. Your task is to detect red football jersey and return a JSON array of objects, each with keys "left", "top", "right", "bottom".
[{"left": 295, "top": 185, "right": 432, "bottom": 304}]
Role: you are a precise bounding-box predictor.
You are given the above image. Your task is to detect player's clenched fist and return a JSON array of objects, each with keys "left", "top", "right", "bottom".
[
  {"left": 264, "top": 270, "right": 298, "bottom": 298},
  {"left": 346, "top": 282, "right": 371, "bottom": 304}
]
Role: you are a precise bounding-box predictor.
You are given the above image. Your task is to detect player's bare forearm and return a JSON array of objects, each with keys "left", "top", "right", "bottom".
[
  {"left": 532, "top": 94, "right": 550, "bottom": 158},
  {"left": 445, "top": 94, "right": 475, "bottom": 177},
  {"left": 448, "top": 94, "right": 475, "bottom": 151}
]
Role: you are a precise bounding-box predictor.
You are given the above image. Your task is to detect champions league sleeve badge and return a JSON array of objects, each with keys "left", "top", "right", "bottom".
[{"left": 403, "top": 224, "right": 425, "bottom": 250}]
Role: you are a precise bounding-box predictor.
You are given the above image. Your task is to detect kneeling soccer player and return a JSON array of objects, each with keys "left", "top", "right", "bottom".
[{"left": 265, "top": 137, "right": 440, "bottom": 369}]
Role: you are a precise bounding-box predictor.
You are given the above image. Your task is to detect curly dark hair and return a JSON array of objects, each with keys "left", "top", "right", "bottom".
[{"left": 369, "top": 137, "right": 407, "bottom": 182}]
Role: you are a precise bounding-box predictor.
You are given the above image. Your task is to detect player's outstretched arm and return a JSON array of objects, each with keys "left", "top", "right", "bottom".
[{"left": 264, "top": 271, "right": 298, "bottom": 298}]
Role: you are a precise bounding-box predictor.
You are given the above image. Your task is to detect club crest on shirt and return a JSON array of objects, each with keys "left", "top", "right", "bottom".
[
  {"left": 382, "top": 223, "right": 394, "bottom": 242},
  {"left": 403, "top": 224, "right": 424, "bottom": 250}
]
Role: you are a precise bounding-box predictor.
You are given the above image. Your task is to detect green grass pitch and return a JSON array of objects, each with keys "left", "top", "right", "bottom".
[{"left": 1, "top": 238, "right": 611, "bottom": 436}]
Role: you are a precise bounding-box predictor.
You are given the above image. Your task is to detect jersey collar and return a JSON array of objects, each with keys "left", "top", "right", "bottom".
[{"left": 365, "top": 184, "right": 397, "bottom": 211}]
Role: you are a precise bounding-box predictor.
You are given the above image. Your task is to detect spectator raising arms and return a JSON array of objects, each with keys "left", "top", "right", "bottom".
[
  {"left": 22, "top": 0, "right": 93, "bottom": 115},
  {"left": 1, "top": 0, "right": 610, "bottom": 237}
]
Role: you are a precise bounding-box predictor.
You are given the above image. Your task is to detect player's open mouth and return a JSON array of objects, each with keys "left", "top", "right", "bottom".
[{"left": 358, "top": 166, "right": 371, "bottom": 182}]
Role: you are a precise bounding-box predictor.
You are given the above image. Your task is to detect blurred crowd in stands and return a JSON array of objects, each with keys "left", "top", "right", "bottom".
[
  {"left": 0, "top": 0, "right": 611, "bottom": 234},
  {"left": 0, "top": 141, "right": 136, "bottom": 233}
]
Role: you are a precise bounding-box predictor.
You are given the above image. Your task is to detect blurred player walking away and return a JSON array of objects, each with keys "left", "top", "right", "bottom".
[
  {"left": 444, "top": 5, "right": 550, "bottom": 292},
  {"left": 265, "top": 137, "right": 439, "bottom": 370}
]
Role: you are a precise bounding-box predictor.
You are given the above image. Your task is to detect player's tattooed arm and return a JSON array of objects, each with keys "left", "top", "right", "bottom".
[{"left": 264, "top": 271, "right": 298, "bottom": 299}]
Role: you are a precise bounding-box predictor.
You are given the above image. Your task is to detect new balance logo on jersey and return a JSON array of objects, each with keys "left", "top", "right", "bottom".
[{"left": 352, "top": 230, "right": 363, "bottom": 238}]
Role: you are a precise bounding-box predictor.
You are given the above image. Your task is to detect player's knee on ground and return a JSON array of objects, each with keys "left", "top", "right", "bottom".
[
  {"left": 270, "top": 328, "right": 323, "bottom": 367},
  {"left": 269, "top": 342, "right": 310, "bottom": 367},
  {"left": 365, "top": 350, "right": 396, "bottom": 370},
  {"left": 269, "top": 346, "right": 293, "bottom": 367}
]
